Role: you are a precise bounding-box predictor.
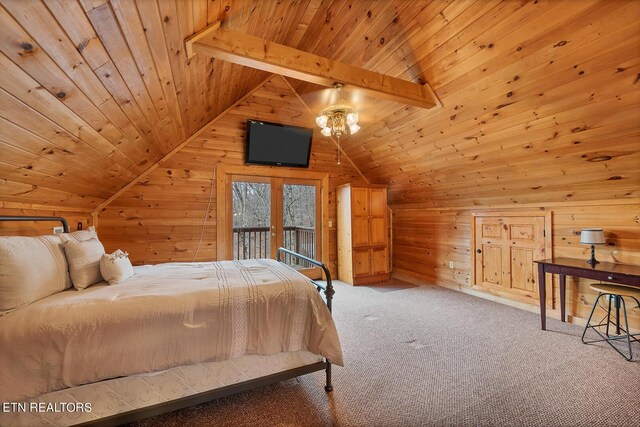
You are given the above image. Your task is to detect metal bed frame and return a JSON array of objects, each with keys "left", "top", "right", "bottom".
[{"left": 0, "top": 216, "right": 335, "bottom": 426}]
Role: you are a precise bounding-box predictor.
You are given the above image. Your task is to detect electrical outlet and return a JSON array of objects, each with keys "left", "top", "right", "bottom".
[
  {"left": 52, "top": 226, "right": 64, "bottom": 234},
  {"left": 328, "top": 220, "right": 333, "bottom": 228},
  {"left": 449, "top": 261, "right": 454, "bottom": 269}
]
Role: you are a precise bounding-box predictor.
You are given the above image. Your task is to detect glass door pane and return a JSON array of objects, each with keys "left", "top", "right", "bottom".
[
  {"left": 282, "top": 183, "right": 317, "bottom": 268},
  {"left": 232, "top": 180, "right": 271, "bottom": 260}
]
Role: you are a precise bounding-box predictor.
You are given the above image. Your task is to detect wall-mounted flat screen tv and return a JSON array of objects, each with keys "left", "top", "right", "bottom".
[{"left": 245, "top": 119, "right": 313, "bottom": 168}]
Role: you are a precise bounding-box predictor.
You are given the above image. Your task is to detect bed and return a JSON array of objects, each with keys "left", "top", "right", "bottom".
[{"left": 0, "top": 216, "right": 342, "bottom": 426}]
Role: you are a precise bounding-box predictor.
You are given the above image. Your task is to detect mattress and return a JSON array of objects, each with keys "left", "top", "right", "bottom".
[
  {"left": 1, "top": 350, "right": 322, "bottom": 426},
  {"left": 0, "top": 259, "right": 343, "bottom": 403}
]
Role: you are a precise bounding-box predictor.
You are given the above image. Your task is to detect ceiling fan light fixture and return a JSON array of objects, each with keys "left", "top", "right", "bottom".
[
  {"left": 316, "top": 83, "right": 360, "bottom": 164},
  {"left": 316, "top": 105, "right": 358, "bottom": 138},
  {"left": 315, "top": 114, "right": 328, "bottom": 128}
]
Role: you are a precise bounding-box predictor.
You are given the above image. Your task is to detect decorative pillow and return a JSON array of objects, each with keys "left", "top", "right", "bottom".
[
  {"left": 0, "top": 234, "right": 71, "bottom": 315},
  {"left": 100, "top": 250, "right": 134, "bottom": 285},
  {"left": 60, "top": 226, "right": 98, "bottom": 243},
  {"left": 64, "top": 238, "right": 106, "bottom": 290}
]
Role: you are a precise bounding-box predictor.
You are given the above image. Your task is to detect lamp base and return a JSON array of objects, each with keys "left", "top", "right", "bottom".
[{"left": 586, "top": 244, "right": 599, "bottom": 265}]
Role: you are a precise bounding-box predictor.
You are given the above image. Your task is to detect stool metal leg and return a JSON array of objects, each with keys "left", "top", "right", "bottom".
[
  {"left": 620, "top": 297, "right": 632, "bottom": 361},
  {"left": 582, "top": 293, "right": 603, "bottom": 343},
  {"left": 615, "top": 295, "right": 621, "bottom": 335},
  {"left": 605, "top": 295, "right": 612, "bottom": 337}
]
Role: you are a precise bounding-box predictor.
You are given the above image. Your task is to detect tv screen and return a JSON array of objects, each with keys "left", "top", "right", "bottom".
[{"left": 245, "top": 120, "right": 313, "bottom": 167}]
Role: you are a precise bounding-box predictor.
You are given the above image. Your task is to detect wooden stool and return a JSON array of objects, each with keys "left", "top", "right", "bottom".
[{"left": 581, "top": 283, "right": 640, "bottom": 361}]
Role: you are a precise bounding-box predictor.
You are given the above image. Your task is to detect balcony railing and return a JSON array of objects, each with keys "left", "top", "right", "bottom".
[{"left": 232, "top": 226, "right": 316, "bottom": 268}]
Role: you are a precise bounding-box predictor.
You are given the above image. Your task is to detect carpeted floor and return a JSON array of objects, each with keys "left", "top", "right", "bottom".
[{"left": 132, "top": 282, "right": 640, "bottom": 427}]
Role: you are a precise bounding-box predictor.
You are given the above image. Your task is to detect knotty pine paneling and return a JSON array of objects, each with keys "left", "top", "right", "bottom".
[
  {"left": 391, "top": 201, "right": 640, "bottom": 330},
  {"left": 351, "top": 1, "right": 640, "bottom": 207},
  {"left": 97, "top": 76, "right": 366, "bottom": 277},
  {"left": 0, "top": 0, "right": 312, "bottom": 208}
]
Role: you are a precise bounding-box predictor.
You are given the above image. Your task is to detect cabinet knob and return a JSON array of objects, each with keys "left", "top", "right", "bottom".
[
  {"left": 476, "top": 249, "right": 482, "bottom": 254},
  {"left": 607, "top": 275, "right": 613, "bottom": 281}
]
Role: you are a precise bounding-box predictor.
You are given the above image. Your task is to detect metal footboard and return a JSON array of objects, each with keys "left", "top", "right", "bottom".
[
  {"left": 275, "top": 247, "right": 335, "bottom": 391},
  {"left": 276, "top": 247, "right": 334, "bottom": 312}
]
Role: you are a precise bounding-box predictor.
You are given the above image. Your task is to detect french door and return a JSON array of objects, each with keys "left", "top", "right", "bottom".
[{"left": 229, "top": 175, "right": 321, "bottom": 274}]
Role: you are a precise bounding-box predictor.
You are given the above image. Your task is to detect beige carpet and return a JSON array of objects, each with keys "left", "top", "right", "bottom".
[{"left": 132, "top": 281, "right": 640, "bottom": 427}]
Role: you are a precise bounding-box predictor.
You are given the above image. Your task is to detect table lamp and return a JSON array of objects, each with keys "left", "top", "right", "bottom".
[{"left": 580, "top": 228, "right": 605, "bottom": 265}]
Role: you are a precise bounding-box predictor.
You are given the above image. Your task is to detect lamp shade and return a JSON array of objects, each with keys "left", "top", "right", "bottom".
[{"left": 580, "top": 228, "right": 605, "bottom": 245}]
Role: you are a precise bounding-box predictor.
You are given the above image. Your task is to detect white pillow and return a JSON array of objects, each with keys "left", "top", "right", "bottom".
[
  {"left": 100, "top": 250, "right": 134, "bottom": 285},
  {"left": 60, "top": 226, "right": 98, "bottom": 243},
  {"left": 64, "top": 238, "right": 106, "bottom": 290},
  {"left": 0, "top": 234, "right": 71, "bottom": 314}
]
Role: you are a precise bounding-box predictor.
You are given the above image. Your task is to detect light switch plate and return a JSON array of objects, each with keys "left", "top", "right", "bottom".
[
  {"left": 449, "top": 261, "right": 454, "bottom": 269},
  {"left": 53, "top": 226, "right": 64, "bottom": 234}
]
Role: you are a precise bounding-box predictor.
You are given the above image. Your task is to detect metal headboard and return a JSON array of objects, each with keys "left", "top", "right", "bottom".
[{"left": 0, "top": 216, "right": 69, "bottom": 233}]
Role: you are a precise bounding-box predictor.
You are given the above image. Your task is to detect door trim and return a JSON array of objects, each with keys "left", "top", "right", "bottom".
[
  {"left": 216, "top": 165, "right": 329, "bottom": 269},
  {"left": 470, "top": 210, "right": 552, "bottom": 291}
]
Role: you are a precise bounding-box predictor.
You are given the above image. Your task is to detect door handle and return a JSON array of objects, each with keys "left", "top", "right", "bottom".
[{"left": 476, "top": 249, "right": 482, "bottom": 254}]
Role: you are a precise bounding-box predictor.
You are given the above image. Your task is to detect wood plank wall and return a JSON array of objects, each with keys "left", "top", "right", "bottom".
[
  {"left": 392, "top": 201, "right": 640, "bottom": 330},
  {"left": 96, "top": 75, "right": 366, "bottom": 277}
]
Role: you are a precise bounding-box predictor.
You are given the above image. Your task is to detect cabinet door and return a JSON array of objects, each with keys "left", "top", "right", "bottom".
[
  {"left": 370, "top": 248, "right": 388, "bottom": 274},
  {"left": 351, "top": 187, "right": 370, "bottom": 247},
  {"left": 369, "top": 188, "right": 387, "bottom": 246},
  {"left": 474, "top": 215, "right": 546, "bottom": 303},
  {"left": 369, "top": 189, "right": 387, "bottom": 216},
  {"left": 353, "top": 248, "right": 372, "bottom": 277}
]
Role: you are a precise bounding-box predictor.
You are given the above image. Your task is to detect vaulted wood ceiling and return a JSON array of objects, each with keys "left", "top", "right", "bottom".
[{"left": 1, "top": 0, "right": 638, "bottom": 210}]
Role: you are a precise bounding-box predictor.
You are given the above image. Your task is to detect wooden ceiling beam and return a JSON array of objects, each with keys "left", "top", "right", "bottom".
[{"left": 186, "top": 23, "right": 439, "bottom": 110}]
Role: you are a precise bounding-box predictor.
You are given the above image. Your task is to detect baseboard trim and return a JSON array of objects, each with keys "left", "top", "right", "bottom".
[{"left": 392, "top": 270, "right": 640, "bottom": 334}]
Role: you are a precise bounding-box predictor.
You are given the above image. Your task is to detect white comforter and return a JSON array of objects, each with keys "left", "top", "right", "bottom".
[{"left": 0, "top": 259, "right": 343, "bottom": 402}]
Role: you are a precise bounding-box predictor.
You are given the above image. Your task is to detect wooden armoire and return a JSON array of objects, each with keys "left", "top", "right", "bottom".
[{"left": 337, "top": 184, "right": 390, "bottom": 285}]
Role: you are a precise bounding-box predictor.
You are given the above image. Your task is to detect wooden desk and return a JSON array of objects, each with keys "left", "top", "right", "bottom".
[{"left": 534, "top": 258, "right": 640, "bottom": 330}]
